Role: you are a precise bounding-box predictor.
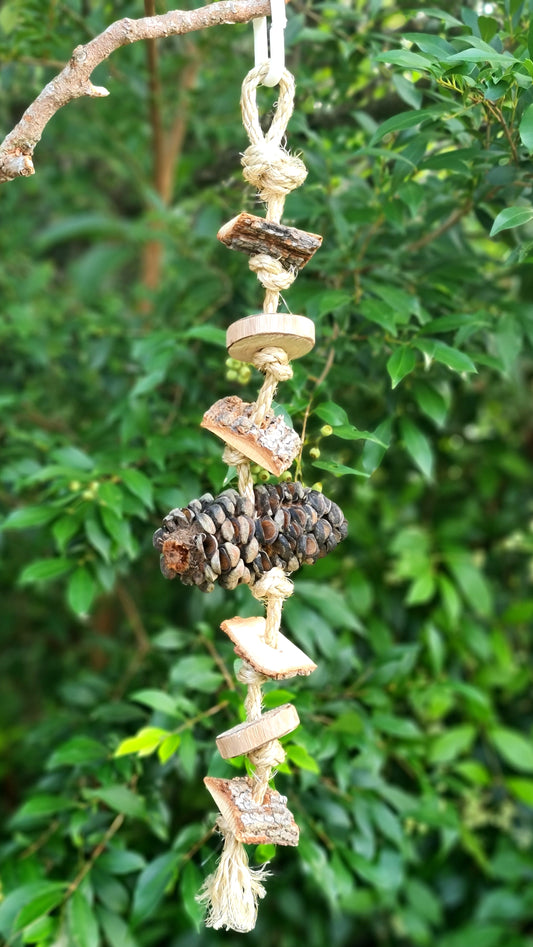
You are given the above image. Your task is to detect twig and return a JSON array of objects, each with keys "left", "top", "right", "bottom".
[
  {"left": 64, "top": 812, "right": 125, "bottom": 899},
  {"left": 406, "top": 201, "right": 473, "bottom": 254},
  {"left": 295, "top": 324, "right": 339, "bottom": 479},
  {"left": 199, "top": 634, "right": 237, "bottom": 692},
  {"left": 0, "top": 0, "right": 282, "bottom": 183},
  {"left": 20, "top": 819, "right": 61, "bottom": 860},
  {"left": 114, "top": 582, "right": 151, "bottom": 697}
]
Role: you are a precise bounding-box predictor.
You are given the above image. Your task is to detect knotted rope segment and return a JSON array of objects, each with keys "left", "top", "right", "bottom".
[
  {"left": 223, "top": 66, "right": 306, "bottom": 506},
  {"left": 199, "top": 66, "right": 304, "bottom": 935}
]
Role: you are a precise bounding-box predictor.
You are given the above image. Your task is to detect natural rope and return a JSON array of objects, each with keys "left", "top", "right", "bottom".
[
  {"left": 196, "top": 817, "right": 269, "bottom": 932},
  {"left": 249, "top": 253, "right": 297, "bottom": 312},
  {"left": 251, "top": 346, "right": 293, "bottom": 427},
  {"left": 241, "top": 65, "right": 307, "bottom": 224},
  {"left": 222, "top": 445, "right": 255, "bottom": 503},
  {"left": 249, "top": 739, "right": 286, "bottom": 804},
  {"left": 237, "top": 661, "right": 287, "bottom": 805},
  {"left": 251, "top": 567, "right": 294, "bottom": 648},
  {"left": 237, "top": 662, "right": 268, "bottom": 721}
]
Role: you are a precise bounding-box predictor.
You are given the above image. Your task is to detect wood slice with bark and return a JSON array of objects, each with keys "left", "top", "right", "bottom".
[
  {"left": 204, "top": 776, "right": 299, "bottom": 846},
  {"left": 217, "top": 212, "right": 323, "bottom": 270},
  {"left": 201, "top": 395, "right": 300, "bottom": 475},
  {"left": 220, "top": 616, "right": 317, "bottom": 679},
  {"left": 216, "top": 703, "right": 300, "bottom": 759}
]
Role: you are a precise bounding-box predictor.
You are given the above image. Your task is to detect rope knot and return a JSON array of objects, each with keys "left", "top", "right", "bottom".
[
  {"left": 253, "top": 345, "right": 293, "bottom": 383},
  {"left": 249, "top": 253, "right": 297, "bottom": 293},
  {"left": 241, "top": 142, "right": 307, "bottom": 204}
]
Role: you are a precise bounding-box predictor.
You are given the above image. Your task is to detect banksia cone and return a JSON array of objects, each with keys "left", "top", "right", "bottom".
[{"left": 153, "top": 483, "right": 348, "bottom": 593}]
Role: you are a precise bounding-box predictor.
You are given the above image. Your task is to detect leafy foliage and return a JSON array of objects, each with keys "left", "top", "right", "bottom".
[{"left": 1, "top": 1, "right": 533, "bottom": 945}]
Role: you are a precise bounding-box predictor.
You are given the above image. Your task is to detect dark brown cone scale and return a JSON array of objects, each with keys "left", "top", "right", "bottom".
[{"left": 153, "top": 483, "right": 348, "bottom": 593}]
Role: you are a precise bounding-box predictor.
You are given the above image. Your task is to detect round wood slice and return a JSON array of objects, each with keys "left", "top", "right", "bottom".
[
  {"left": 227, "top": 314, "right": 315, "bottom": 363},
  {"left": 216, "top": 703, "right": 300, "bottom": 759}
]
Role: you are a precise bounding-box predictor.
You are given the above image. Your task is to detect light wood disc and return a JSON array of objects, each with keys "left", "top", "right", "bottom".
[{"left": 227, "top": 313, "right": 315, "bottom": 363}]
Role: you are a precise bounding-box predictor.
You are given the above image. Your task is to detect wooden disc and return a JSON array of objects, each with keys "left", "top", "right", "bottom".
[
  {"left": 227, "top": 314, "right": 315, "bottom": 363},
  {"left": 216, "top": 704, "right": 300, "bottom": 759},
  {"left": 220, "top": 616, "right": 317, "bottom": 679}
]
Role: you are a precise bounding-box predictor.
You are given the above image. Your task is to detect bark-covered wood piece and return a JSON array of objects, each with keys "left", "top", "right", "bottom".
[
  {"left": 201, "top": 395, "right": 300, "bottom": 476},
  {"left": 221, "top": 616, "right": 317, "bottom": 679},
  {"left": 226, "top": 313, "right": 315, "bottom": 363},
  {"left": 204, "top": 777, "right": 299, "bottom": 846},
  {"left": 153, "top": 482, "right": 348, "bottom": 593},
  {"left": 217, "top": 212, "right": 323, "bottom": 270},
  {"left": 216, "top": 703, "right": 300, "bottom": 759}
]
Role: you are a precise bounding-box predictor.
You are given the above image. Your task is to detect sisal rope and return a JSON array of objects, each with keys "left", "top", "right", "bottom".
[
  {"left": 196, "top": 817, "right": 270, "bottom": 932},
  {"left": 202, "top": 66, "right": 305, "bottom": 934}
]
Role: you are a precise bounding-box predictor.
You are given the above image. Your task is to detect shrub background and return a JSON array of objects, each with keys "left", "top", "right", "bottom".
[{"left": 1, "top": 1, "right": 533, "bottom": 945}]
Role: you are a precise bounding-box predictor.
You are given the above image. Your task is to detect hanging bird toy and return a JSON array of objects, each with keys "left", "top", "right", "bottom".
[{"left": 153, "top": 2, "right": 347, "bottom": 931}]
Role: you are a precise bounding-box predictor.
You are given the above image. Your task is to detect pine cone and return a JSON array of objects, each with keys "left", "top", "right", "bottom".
[{"left": 153, "top": 483, "right": 348, "bottom": 593}]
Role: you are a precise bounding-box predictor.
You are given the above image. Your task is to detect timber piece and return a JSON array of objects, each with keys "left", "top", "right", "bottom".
[
  {"left": 201, "top": 395, "right": 300, "bottom": 476},
  {"left": 217, "top": 212, "right": 323, "bottom": 271},
  {"left": 216, "top": 703, "right": 300, "bottom": 759},
  {"left": 227, "top": 313, "right": 315, "bottom": 363},
  {"left": 220, "top": 616, "right": 317, "bottom": 679},
  {"left": 204, "top": 776, "right": 299, "bottom": 846}
]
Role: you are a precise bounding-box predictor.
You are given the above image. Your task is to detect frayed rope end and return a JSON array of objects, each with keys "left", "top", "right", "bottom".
[{"left": 196, "top": 818, "right": 271, "bottom": 933}]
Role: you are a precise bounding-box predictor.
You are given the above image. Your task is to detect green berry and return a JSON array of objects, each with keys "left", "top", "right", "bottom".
[
  {"left": 320, "top": 424, "right": 333, "bottom": 437},
  {"left": 309, "top": 446, "right": 321, "bottom": 459},
  {"left": 226, "top": 369, "right": 238, "bottom": 382}
]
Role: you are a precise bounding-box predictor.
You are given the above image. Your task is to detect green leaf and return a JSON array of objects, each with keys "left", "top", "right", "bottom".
[
  {"left": 373, "top": 714, "right": 421, "bottom": 739},
  {"left": 429, "top": 725, "right": 476, "bottom": 764},
  {"left": 446, "top": 552, "right": 493, "bottom": 617},
  {"left": 183, "top": 324, "right": 226, "bottom": 346},
  {"left": 97, "top": 907, "right": 139, "bottom": 947},
  {"left": 2, "top": 505, "right": 57, "bottom": 530},
  {"left": 114, "top": 727, "right": 169, "bottom": 758},
  {"left": 67, "top": 891, "right": 99, "bottom": 947},
  {"left": 158, "top": 734, "right": 182, "bottom": 763},
  {"left": 67, "top": 567, "right": 97, "bottom": 616},
  {"left": 312, "top": 459, "right": 369, "bottom": 478},
  {"left": 132, "top": 852, "right": 180, "bottom": 923},
  {"left": 181, "top": 861, "right": 204, "bottom": 931},
  {"left": 285, "top": 744, "right": 320, "bottom": 773},
  {"left": 387, "top": 347, "right": 416, "bottom": 389},
  {"left": 519, "top": 104, "right": 533, "bottom": 152},
  {"left": 490, "top": 206, "right": 533, "bottom": 237},
  {"left": 490, "top": 728, "right": 533, "bottom": 773},
  {"left": 14, "top": 885, "right": 67, "bottom": 933},
  {"left": 18, "top": 557, "right": 72, "bottom": 584},
  {"left": 170, "top": 656, "right": 223, "bottom": 692},
  {"left": 98, "top": 850, "right": 146, "bottom": 876},
  {"left": 506, "top": 777, "right": 533, "bottom": 804},
  {"left": 52, "top": 446, "right": 94, "bottom": 470},
  {"left": 413, "top": 383, "right": 448, "bottom": 428},
  {"left": 374, "top": 50, "right": 436, "bottom": 73},
  {"left": 82, "top": 785, "right": 147, "bottom": 818},
  {"left": 121, "top": 469, "right": 154, "bottom": 509},
  {"left": 85, "top": 516, "right": 111, "bottom": 563},
  {"left": 0, "top": 884, "right": 63, "bottom": 939},
  {"left": 130, "top": 688, "right": 182, "bottom": 717},
  {"left": 416, "top": 339, "right": 477, "bottom": 374},
  {"left": 314, "top": 401, "right": 349, "bottom": 426},
  {"left": 10, "top": 794, "right": 73, "bottom": 827},
  {"left": 400, "top": 418, "right": 433, "bottom": 480},
  {"left": 48, "top": 736, "right": 108, "bottom": 768},
  {"left": 406, "top": 571, "right": 436, "bottom": 605},
  {"left": 361, "top": 418, "right": 393, "bottom": 475}
]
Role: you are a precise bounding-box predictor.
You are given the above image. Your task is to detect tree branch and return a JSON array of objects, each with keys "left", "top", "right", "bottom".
[{"left": 0, "top": 0, "right": 276, "bottom": 183}]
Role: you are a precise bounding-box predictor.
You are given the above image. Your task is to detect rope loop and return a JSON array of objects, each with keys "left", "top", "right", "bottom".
[
  {"left": 241, "top": 65, "right": 296, "bottom": 147},
  {"left": 249, "top": 253, "right": 297, "bottom": 292},
  {"left": 240, "top": 65, "right": 307, "bottom": 222},
  {"left": 253, "top": 345, "right": 293, "bottom": 382}
]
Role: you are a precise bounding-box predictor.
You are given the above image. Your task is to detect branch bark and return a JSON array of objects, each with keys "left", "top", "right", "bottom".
[{"left": 0, "top": 0, "right": 276, "bottom": 184}]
